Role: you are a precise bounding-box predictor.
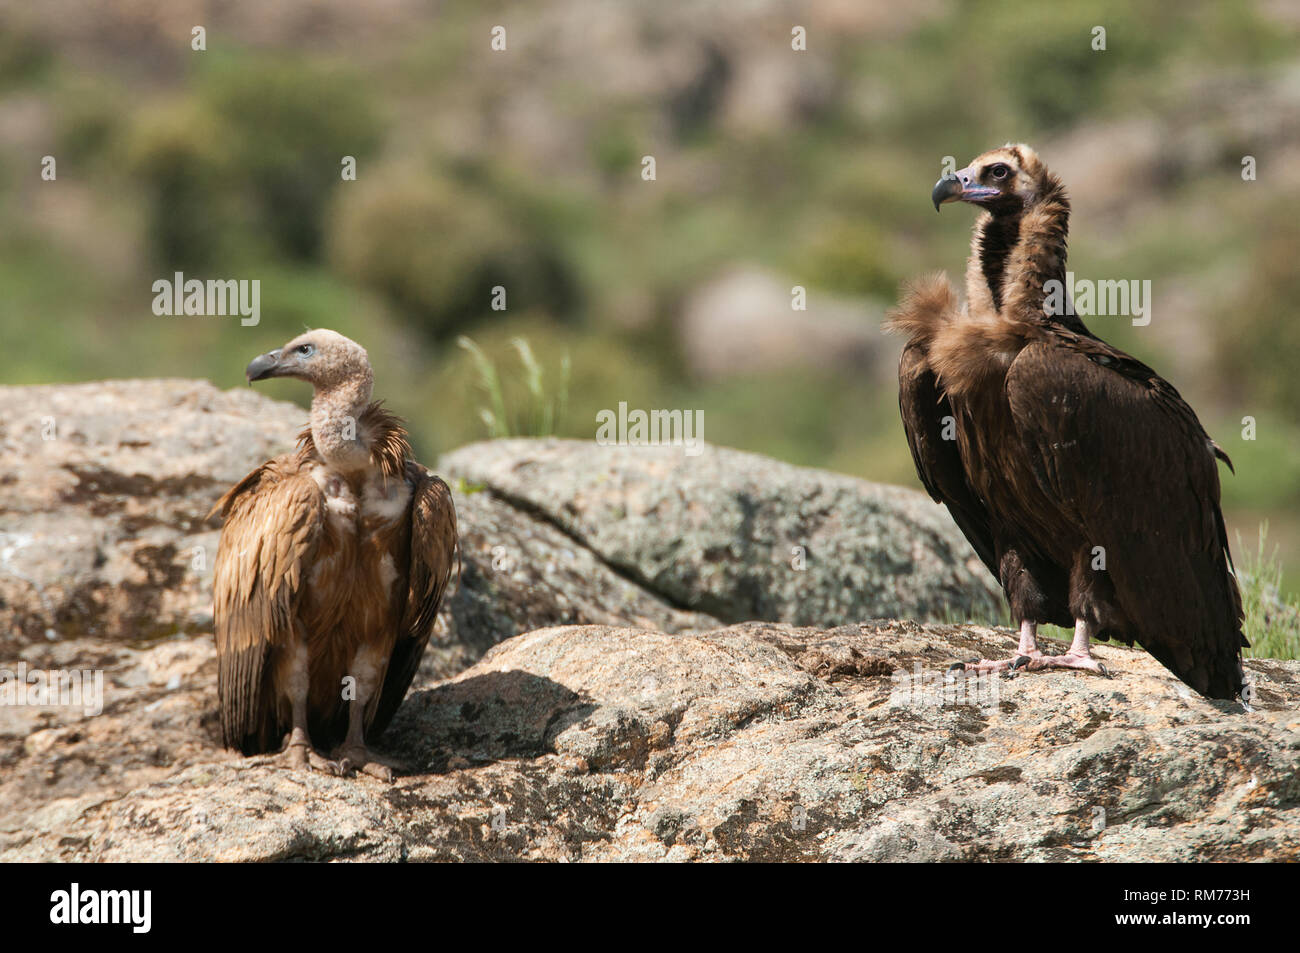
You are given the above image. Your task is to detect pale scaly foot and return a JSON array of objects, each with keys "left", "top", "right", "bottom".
[
  {"left": 279, "top": 729, "right": 343, "bottom": 775},
  {"left": 953, "top": 620, "right": 1112, "bottom": 680},
  {"left": 1008, "top": 651, "right": 1110, "bottom": 678},
  {"left": 951, "top": 620, "right": 1042, "bottom": 675},
  {"left": 334, "top": 744, "right": 405, "bottom": 782}
]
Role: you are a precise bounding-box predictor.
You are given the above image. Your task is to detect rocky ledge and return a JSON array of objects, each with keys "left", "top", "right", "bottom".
[{"left": 1, "top": 621, "right": 1296, "bottom": 861}]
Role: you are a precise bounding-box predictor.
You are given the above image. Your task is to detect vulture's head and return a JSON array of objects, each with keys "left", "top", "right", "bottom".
[
  {"left": 931, "top": 144, "right": 1059, "bottom": 215},
  {"left": 245, "top": 329, "right": 372, "bottom": 393}
]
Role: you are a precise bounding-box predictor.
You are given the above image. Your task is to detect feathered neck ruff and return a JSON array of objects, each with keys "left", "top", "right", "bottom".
[
  {"left": 296, "top": 399, "right": 411, "bottom": 482},
  {"left": 966, "top": 175, "right": 1084, "bottom": 333}
]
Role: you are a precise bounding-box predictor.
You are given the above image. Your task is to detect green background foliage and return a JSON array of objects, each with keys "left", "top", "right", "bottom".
[{"left": 1, "top": 0, "right": 1296, "bottom": 649}]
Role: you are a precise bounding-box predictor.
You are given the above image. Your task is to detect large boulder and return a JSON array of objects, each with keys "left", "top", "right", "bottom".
[
  {"left": 439, "top": 438, "right": 1003, "bottom": 627},
  {"left": 0, "top": 380, "right": 300, "bottom": 652}
]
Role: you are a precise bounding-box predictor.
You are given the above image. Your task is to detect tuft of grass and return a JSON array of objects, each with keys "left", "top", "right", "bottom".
[
  {"left": 457, "top": 334, "right": 570, "bottom": 439},
  {"left": 457, "top": 335, "right": 509, "bottom": 438},
  {"left": 511, "top": 337, "right": 570, "bottom": 438},
  {"left": 932, "top": 601, "right": 1007, "bottom": 628},
  {"left": 1238, "top": 523, "right": 1300, "bottom": 660},
  {"left": 453, "top": 477, "right": 486, "bottom": 497}
]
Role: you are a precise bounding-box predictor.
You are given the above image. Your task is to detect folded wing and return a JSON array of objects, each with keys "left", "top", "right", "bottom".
[
  {"left": 1005, "top": 338, "right": 1245, "bottom": 697},
  {"left": 210, "top": 460, "right": 326, "bottom": 753},
  {"left": 369, "top": 466, "right": 458, "bottom": 737}
]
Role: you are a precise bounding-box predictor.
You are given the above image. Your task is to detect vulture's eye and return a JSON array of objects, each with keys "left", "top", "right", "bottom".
[
  {"left": 297, "top": 344, "right": 315, "bottom": 357},
  {"left": 989, "top": 164, "right": 1010, "bottom": 180}
]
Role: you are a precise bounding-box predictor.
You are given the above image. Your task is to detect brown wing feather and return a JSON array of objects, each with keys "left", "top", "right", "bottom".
[
  {"left": 1006, "top": 339, "right": 1245, "bottom": 698},
  {"left": 898, "top": 341, "right": 998, "bottom": 577},
  {"left": 888, "top": 275, "right": 999, "bottom": 577},
  {"left": 369, "top": 464, "right": 458, "bottom": 737},
  {"left": 210, "top": 457, "right": 326, "bottom": 753}
]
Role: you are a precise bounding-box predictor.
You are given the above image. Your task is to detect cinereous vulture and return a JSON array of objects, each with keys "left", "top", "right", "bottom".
[
  {"left": 210, "top": 330, "right": 458, "bottom": 778},
  {"left": 886, "top": 144, "right": 1246, "bottom": 700}
]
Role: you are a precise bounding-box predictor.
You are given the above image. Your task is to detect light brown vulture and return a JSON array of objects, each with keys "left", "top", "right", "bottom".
[
  {"left": 210, "top": 329, "right": 458, "bottom": 778},
  {"left": 886, "top": 144, "right": 1246, "bottom": 700}
]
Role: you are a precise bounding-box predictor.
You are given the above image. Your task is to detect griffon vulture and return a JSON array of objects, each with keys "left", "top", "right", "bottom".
[
  {"left": 210, "top": 330, "right": 458, "bottom": 778},
  {"left": 886, "top": 144, "right": 1246, "bottom": 700}
]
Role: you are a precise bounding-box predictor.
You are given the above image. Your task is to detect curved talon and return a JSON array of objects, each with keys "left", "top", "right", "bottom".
[
  {"left": 1011, "top": 655, "right": 1032, "bottom": 671},
  {"left": 947, "top": 662, "right": 967, "bottom": 674},
  {"left": 1098, "top": 663, "right": 1111, "bottom": 679}
]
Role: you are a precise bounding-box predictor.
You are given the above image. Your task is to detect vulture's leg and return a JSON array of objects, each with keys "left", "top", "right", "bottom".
[
  {"left": 1012, "top": 619, "right": 1110, "bottom": 677},
  {"left": 335, "top": 645, "right": 401, "bottom": 781},
  {"left": 280, "top": 634, "right": 341, "bottom": 775},
  {"left": 278, "top": 631, "right": 343, "bottom": 774},
  {"left": 952, "top": 620, "right": 1042, "bottom": 674}
]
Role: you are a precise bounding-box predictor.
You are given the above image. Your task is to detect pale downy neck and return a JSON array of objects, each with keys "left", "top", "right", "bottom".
[{"left": 310, "top": 372, "right": 374, "bottom": 474}]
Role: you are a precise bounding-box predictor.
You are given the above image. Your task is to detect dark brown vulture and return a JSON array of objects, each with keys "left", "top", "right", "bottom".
[
  {"left": 210, "top": 329, "right": 458, "bottom": 778},
  {"left": 886, "top": 144, "right": 1246, "bottom": 700}
]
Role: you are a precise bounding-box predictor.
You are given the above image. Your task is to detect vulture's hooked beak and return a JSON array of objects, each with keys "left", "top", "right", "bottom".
[
  {"left": 932, "top": 166, "right": 999, "bottom": 211},
  {"left": 245, "top": 349, "right": 283, "bottom": 383}
]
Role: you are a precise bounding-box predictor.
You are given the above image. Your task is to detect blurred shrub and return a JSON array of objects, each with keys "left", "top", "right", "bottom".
[
  {"left": 200, "top": 58, "right": 381, "bottom": 260},
  {"left": 123, "top": 100, "right": 237, "bottom": 269},
  {"left": 960, "top": 0, "right": 1163, "bottom": 130},
  {"left": 56, "top": 85, "right": 122, "bottom": 167},
  {"left": 123, "top": 56, "right": 380, "bottom": 268},
  {"left": 1217, "top": 213, "right": 1300, "bottom": 423},
  {"left": 668, "top": 42, "right": 731, "bottom": 140},
  {"left": 330, "top": 165, "right": 578, "bottom": 340},
  {"left": 0, "top": 16, "right": 52, "bottom": 88},
  {"left": 793, "top": 220, "right": 896, "bottom": 298},
  {"left": 591, "top": 123, "right": 641, "bottom": 181}
]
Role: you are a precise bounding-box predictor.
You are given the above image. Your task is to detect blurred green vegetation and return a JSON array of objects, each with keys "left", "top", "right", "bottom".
[
  {"left": 1238, "top": 525, "right": 1300, "bottom": 661},
  {"left": 2, "top": 0, "right": 1298, "bottom": 618}
]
